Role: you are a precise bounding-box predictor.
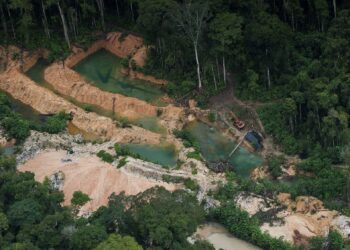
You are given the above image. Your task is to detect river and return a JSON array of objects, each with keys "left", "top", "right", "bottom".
[{"left": 192, "top": 223, "right": 260, "bottom": 250}]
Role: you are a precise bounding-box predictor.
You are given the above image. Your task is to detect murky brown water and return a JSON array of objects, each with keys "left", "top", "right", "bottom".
[{"left": 193, "top": 223, "right": 260, "bottom": 250}]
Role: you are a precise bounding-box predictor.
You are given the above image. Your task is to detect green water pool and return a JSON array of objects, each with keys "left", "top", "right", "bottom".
[
  {"left": 26, "top": 59, "right": 50, "bottom": 86},
  {"left": 122, "top": 144, "right": 177, "bottom": 167},
  {"left": 186, "top": 122, "right": 263, "bottom": 177},
  {"left": 26, "top": 58, "right": 166, "bottom": 134},
  {"left": 0, "top": 91, "right": 45, "bottom": 126},
  {"left": 73, "top": 49, "right": 165, "bottom": 105}
]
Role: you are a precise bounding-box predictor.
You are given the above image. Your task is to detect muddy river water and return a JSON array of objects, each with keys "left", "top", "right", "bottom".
[{"left": 193, "top": 223, "right": 260, "bottom": 250}]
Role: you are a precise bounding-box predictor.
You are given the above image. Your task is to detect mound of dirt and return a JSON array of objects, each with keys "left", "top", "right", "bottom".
[
  {"left": 44, "top": 62, "right": 158, "bottom": 119},
  {"left": 19, "top": 150, "right": 177, "bottom": 215}
]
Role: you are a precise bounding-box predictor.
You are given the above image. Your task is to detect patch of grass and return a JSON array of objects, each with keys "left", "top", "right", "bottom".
[
  {"left": 82, "top": 104, "right": 94, "bottom": 112},
  {"left": 187, "top": 151, "right": 202, "bottom": 161}
]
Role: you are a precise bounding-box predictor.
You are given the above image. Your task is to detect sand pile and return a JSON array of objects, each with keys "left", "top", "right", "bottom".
[{"left": 19, "top": 150, "right": 177, "bottom": 214}]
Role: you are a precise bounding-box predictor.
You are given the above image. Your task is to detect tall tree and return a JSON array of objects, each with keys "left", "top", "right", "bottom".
[
  {"left": 95, "top": 234, "right": 143, "bottom": 250},
  {"left": 209, "top": 12, "right": 243, "bottom": 85},
  {"left": 171, "top": 1, "right": 208, "bottom": 90},
  {"left": 55, "top": 0, "right": 71, "bottom": 48},
  {"left": 0, "top": 0, "right": 7, "bottom": 39},
  {"left": 10, "top": 0, "right": 33, "bottom": 45},
  {"left": 96, "top": 0, "right": 105, "bottom": 31},
  {"left": 40, "top": 0, "right": 50, "bottom": 38},
  {"left": 333, "top": 0, "right": 337, "bottom": 18}
]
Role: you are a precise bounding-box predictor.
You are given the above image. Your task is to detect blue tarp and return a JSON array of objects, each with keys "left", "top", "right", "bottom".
[{"left": 245, "top": 131, "right": 263, "bottom": 150}]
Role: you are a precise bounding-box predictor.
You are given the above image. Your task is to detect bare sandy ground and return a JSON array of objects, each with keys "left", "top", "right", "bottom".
[{"left": 19, "top": 150, "right": 176, "bottom": 214}]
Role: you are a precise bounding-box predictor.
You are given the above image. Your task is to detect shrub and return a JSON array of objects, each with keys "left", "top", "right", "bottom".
[
  {"left": 97, "top": 150, "right": 114, "bottom": 163},
  {"left": 184, "top": 178, "right": 199, "bottom": 192},
  {"left": 156, "top": 108, "right": 163, "bottom": 117},
  {"left": 328, "top": 230, "right": 344, "bottom": 250},
  {"left": 166, "top": 80, "right": 196, "bottom": 97},
  {"left": 114, "top": 144, "right": 130, "bottom": 156},
  {"left": 82, "top": 104, "right": 93, "bottom": 112},
  {"left": 117, "top": 117, "right": 132, "bottom": 128},
  {"left": 173, "top": 129, "right": 198, "bottom": 149},
  {"left": 208, "top": 112, "right": 216, "bottom": 123},
  {"left": 71, "top": 191, "right": 91, "bottom": 207},
  {"left": 268, "top": 155, "right": 285, "bottom": 179},
  {"left": 1, "top": 115, "right": 30, "bottom": 142},
  {"left": 114, "top": 144, "right": 142, "bottom": 160},
  {"left": 130, "top": 59, "right": 137, "bottom": 70},
  {"left": 43, "top": 112, "right": 71, "bottom": 134},
  {"left": 120, "top": 58, "right": 129, "bottom": 68},
  {"left": 187, "top": 151, "right": 201, "bottom": 161},
  {"left": 117, "top": 157, "right": 128, "bottom": 168}
]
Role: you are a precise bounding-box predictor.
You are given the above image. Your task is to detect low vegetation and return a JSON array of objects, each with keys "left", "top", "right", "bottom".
[
  {"left": 97, "top": 150, "right": 114, "bottom": 163},
  {"left": 43, "top": 112, "right": 71, "bottom": 134},
  {"left": 117, "top": 157, "right": 128, "bottom": 168},
  {"left": 0, "top": 94, "right": 70, "bottom": 142}
]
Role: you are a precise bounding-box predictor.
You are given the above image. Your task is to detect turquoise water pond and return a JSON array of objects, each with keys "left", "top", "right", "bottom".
[
  {"left": 122, "top": 144, "right": 177, "bottom": 167},
  {"left": 186, "top": 122, "right": 263, "bottom": 177},
  {"left": 26, "top": 58, "right": 165, "bottom": 134},
  {"left": 0, "top": 91, "right": 45, "bottom": 126},
  {"left": 73, "top": 49, "right": 165, "bottom": 105}
]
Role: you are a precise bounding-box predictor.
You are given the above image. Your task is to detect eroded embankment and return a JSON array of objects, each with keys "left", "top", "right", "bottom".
[
  {"left": 43, "top": 32, "right": 171, "bottom": 120},
  {"left": 0, "top": 46, "right": 162, "bottom": 144},
  {"left": 235, "top": 192, "right": 350, "bottom": 245}
]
